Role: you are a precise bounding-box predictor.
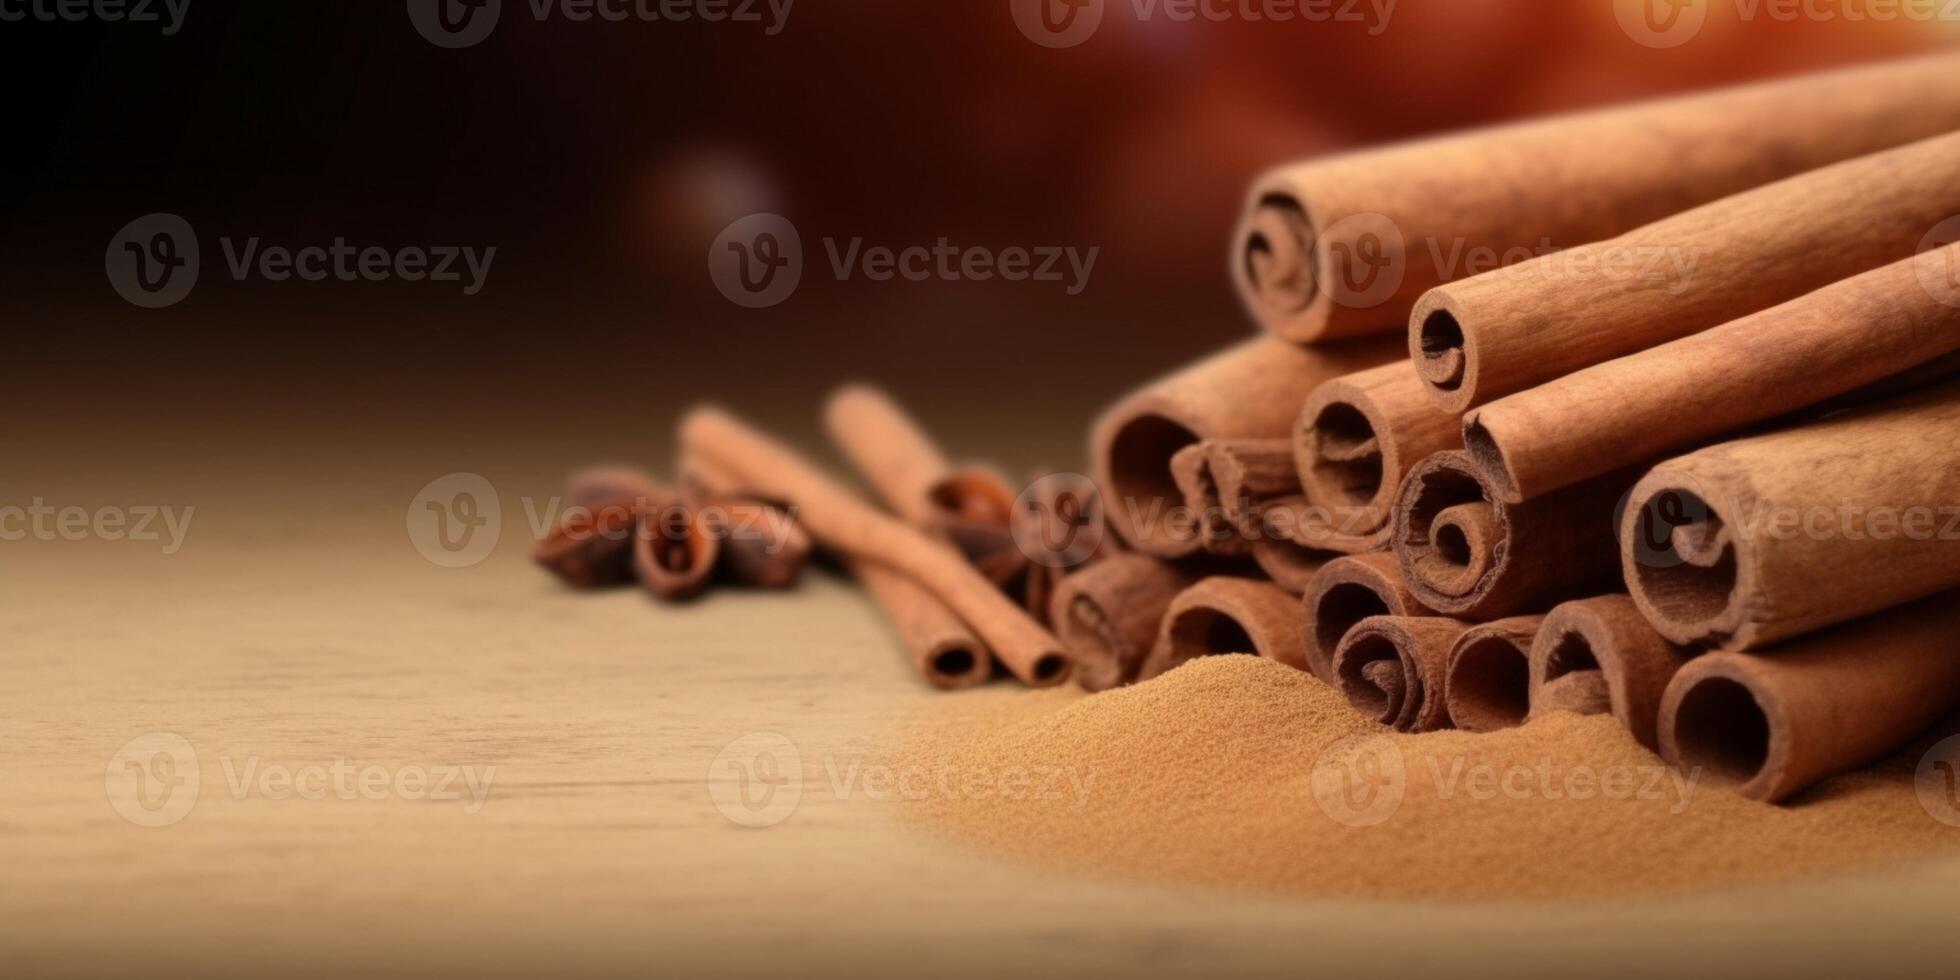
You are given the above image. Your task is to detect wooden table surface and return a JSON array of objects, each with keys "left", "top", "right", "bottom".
[{"left": 7, "top": 459, "right": 1960, "bottom": 979}]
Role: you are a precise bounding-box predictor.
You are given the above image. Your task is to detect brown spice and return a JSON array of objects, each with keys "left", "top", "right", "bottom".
[{"left": 895, "top": 656, "right": 1960, "bottom": 901}]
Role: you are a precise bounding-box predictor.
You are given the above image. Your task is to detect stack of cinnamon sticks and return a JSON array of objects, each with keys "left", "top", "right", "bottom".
[{"left": 540, "top": 52, "right": 1960, "bottom": 807}]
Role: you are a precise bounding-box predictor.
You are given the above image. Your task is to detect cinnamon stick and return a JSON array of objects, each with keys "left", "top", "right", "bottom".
[
  {"left": 853, "top": 560, "right": 993, "bottom": 690},
  {"left": 1138, "top": 577, "right": 1308, "bottom": 680},
  {"left": 702, "top": 498, "right": 811, "bottom": 589},
  {"left": 1301, "top": 552, "right": 1427, "bottom": 687},
  {"left": 1441, "top": 615, "right": 1545, "bottom": 734},
  {"left": 1413, "top": 130, "right": 1960, "bottom": 414},
  {"left": 1009, "top": 471, "right": 1111, "bottom": 626},
  {"left": 1462, "top": 244, "right": 1960, "bottom": 503},
  {"left": 1621, "top": 381, "right": 1960, "bottom": 651},
  {"left": 1171, "top": 439, "right": 1298, "bottom": 556},
  {"left": 1393, "top": 451, "right": 1623, "bottom": 619},
  {"left": 532, "top": 495, "right": 643, "bottom": 589},
  {"left": 1091, "top": 335, "right": 1398, "bottom": 558},
  {"left": 1332, "top": 615, "right": 1470, "bottom": 733},
  {"left": 1235, "top": 53, "right": 1960, "bottom": 344},
  {"left": 1659, "top": 592, "right": 1960, "bottom": 803},
  {"left": 1249, "top": 534, "right": 1334, "bottom": 596},
  {"left": 1049, "top": 554, "right": 1202, "bottom": 692},
  {"left": 1526, "top": 596, "right": 1691, "bottom": 750},
  {"left": 824, "top": 384, "right": 1021, "bottom": 576},
  {"left": 680, "top": 406, "right": 1070, "bottom": 686},
  {"left": 1292, "top": 362, "right": 1462, "bottom": 551},
  {"left": 633, "top": 498, "right": 720, "bottom": 600}
]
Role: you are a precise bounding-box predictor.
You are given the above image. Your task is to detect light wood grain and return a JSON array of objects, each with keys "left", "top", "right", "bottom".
[{"left": 7, "top": 463, "right": 1960, "bottom": 979}]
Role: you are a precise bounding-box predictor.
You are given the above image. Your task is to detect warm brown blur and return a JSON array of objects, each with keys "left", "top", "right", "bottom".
[{"left": 6, "top": 3, "right": 1954, "bottom": 480}]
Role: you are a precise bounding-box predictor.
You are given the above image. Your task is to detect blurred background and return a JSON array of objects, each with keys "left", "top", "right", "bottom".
[{"left": 6, "top": 1, "right": 1956, "bottom": 481}]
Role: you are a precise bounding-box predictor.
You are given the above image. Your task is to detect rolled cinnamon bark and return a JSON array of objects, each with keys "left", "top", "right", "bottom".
[
  {"left": 853, "top": 560, "right": 993, "bottom": 690},
  {"left": 566, "top": 466, "right": 665, "bottom": 508},
  {"left": 1332, "top": 615, "right": 1471, "bottom": 733},
  {"left": 1301, "top": 552, "right": 1427, "bottom": 687},
  {"left": 1463, "top": 244, "right": 1960, "bottom": 503},
  {"left": 1249, "top": 534, "right": 1334, "bottom": 596},
  {"left": 1236, "top": 52, "right": 1960, "bottom": 345},
  {"left": 1394, "top": 451, "right": 1624, "bottom": 619},
  {"left": 680, "top": 406, "right": 1070, "bottom": 686},
  {"left": 633, "top": 499, "right": 720, "bottom": 600},
  {"left": 1527, "top": 596, "right": 1691, "bottom": 750},
  {"left": 1172, "top": 439, "right": 1298, "bottom": 556},
  {"left": 823, "top": 385, "right": 1021, "bottom": 576},
  {"left": 1138, "top": 577, "right": 1308, "bottom": 680},
  {"left": 1293, "top": 362, "right": 1462, "bottom": 551},
  {"left": 1413, "top": 130, "right": 1960, "bottom": 414},
  {"left": 1442, "top": 615, "right": 1546, "bottom": 734},
  {"left": 1049, "top": 554, "right": 1202, "bottom": 692},
  {"left": 1622, "top": 381, "right": 1960, "bottom": 650},
  {"left": 1091, "top": 335, "right": 1399, "bottom": 558},
  {"left": 703, "top": 499, "right": 811, "bottom": 589},
  {"left": 1659, "top": 592, "right": 1960, "bottom": 803},
  {"left": 533, "top": 495, "right": 644, "bottom": 589},
  {"left": 1010, "top": 470, "right": 1111, "bottom": 626}
]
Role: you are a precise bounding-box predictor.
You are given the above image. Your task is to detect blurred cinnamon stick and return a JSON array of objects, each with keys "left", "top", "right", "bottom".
[
  {"left": 1091, "top": 335, "right": 1398, "bottom": 558},
  {"left": 681, "top": 406, "right": 1070, "bottom": 686},
  {"left": 1050, "top": 554, "right": 1200, "bottom": 692}
]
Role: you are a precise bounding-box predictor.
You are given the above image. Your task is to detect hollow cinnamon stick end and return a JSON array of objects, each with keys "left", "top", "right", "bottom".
[
  {"left": 1443, "top": 616, "right": 1545, "bottom": 733},
  {"left": 1619, "top": 465, "right": 1755, "bottom": 649},
  {"left": 1658, "top": 658, "right": 1791, "bottom": 803},
  {"left": 1409, "top": 290, "right": 1477, "bottom": 415}
]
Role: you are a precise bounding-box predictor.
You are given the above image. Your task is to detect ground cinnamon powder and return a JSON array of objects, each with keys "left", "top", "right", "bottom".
[{"left": 893, "top": 655, "right": 1960, "bottom": 900}]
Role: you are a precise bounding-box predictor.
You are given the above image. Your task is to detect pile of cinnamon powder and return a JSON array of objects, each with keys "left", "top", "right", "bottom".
[{"left": 894, "top": 656, "right": 1960, "bottom": 900}]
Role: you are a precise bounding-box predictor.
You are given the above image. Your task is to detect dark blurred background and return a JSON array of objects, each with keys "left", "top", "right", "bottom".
[{"left": 5, "top": 1, "right": 1954, "bottom": 479}]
